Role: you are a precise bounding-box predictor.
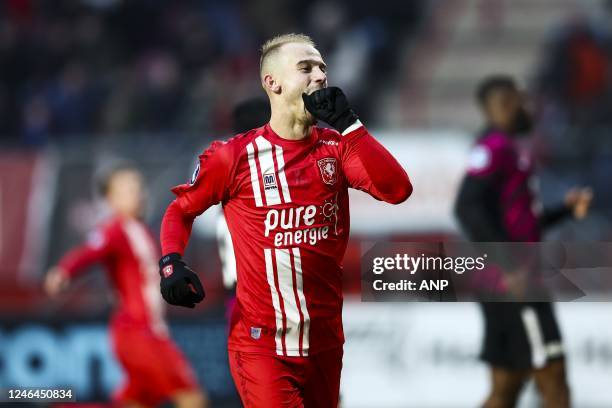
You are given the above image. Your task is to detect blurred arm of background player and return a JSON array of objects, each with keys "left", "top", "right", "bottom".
[
  {"left": 456, "top": 181, "right": 593, "bottom": 241},
  {"left": 455, "top": 158, "right": 593, "bottom": 300},
  {"left": 44, "top": 266, "right": 71, "bottom": 297},
  {"left": 44, "top": 228, "right": 115, "bottom": 298}
]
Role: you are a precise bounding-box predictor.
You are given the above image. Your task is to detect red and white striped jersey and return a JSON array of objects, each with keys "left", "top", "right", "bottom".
[
  {"left": 59, "top": 216, "right": 167, "bottom": 336},
  {"left": 166, "top": 122, "right": 411, "bottom": 356}
]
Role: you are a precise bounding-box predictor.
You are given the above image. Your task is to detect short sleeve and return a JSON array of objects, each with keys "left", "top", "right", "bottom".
[
  {"left": 467, "top": 140, "right": 513, "bottom": 179},
  {"left": 85, "top": 228, "right": 108, "bottom": 251},
  {"left": 57, "top": 223, "right": 118, "bottom": 278}
]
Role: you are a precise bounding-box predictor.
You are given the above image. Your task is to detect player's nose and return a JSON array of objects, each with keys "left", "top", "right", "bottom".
[{"left": 312, "top": 67, "right": 327, "bottom": 84}]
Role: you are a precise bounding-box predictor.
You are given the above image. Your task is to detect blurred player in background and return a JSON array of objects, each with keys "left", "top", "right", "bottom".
[
  {"left": 158, "top": 33, "right": 412, "bottom": 407},
  {"left": 231, "top": 98, "right": 272, "bottom": 136},
  {"left": 455, "top": 75, "right": 592, "bottom": 408},
  {"left": 44, "top": 164, "right": 208, "bottom": 408},
  {"left": 217, "top": 97, "right": 272, "bottom": 319}
]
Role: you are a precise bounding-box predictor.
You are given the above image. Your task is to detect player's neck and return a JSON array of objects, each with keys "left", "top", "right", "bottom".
[
  {"left": 269, "top": 111, "right": 312, "bottom": 141},
  {"left": 112, "top": 208, "right": 141, "bottom": 221}
]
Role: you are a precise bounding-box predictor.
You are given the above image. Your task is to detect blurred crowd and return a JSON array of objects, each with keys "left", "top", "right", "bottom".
[
  {"left": 0, "top": 0, "right": 425, "bottom": 146},
  {"left": 535, "top": 5, "right": 612, "bottom": 130},
  {"left": 531, "top": 5, "right": 612, "bottom": 232}
]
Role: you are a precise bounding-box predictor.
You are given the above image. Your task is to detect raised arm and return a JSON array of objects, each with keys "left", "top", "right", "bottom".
[
  {"left": 302, "top": 87, "right": 412, "bottom": 204},
  {"left": 341, "top": 125, "right": 412, "bottom": 204}
]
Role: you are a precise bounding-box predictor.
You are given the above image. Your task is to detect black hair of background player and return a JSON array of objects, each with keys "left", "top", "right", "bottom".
[
  {"left": 475, "top": 75, "right": 517, "bottom": 106},
  {"left": 231, "top": 98, "right": 271, "bottom": 134},
  {"left": 475, "top": 74, "right": 533, "bottom": 135}
]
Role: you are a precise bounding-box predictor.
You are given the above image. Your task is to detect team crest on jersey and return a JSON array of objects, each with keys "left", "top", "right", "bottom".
[
  {"left": 263, "top": 172, "right": 278, "bottom": 191},
  {"left": 162, "top": 265, "right": 173, "bottom": 278},
  {"left": 317, "top": 157, "right": 338, "bottom": 185}
]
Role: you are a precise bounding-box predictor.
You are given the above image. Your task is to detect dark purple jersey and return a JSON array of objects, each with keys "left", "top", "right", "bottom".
[{"left": 467, "top": 130, "right": 540, "bottom": 241}]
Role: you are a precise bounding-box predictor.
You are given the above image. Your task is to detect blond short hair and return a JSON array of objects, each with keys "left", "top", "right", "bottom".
[{"left": 260, "top": 33, "right": 315, "bottom": 75}]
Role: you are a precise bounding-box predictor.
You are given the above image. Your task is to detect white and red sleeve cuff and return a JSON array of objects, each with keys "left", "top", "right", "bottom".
[{"left": 341, "top": 119, "right": 364, "bottom": 136}]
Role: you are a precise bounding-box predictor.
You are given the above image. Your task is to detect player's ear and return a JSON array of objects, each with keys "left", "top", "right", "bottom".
[{"left": 263, "top": 74, "right": 281, "bottom": 94}]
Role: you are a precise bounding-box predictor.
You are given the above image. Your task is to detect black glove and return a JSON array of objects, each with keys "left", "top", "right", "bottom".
[
  {"left": 302, "top": 87, "right": 359, "bottom": 134},
  {"left": 159, "top": 253, "right": 205, "bottom": 308}
]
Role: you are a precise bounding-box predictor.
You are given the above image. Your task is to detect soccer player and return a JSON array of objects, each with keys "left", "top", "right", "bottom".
[
  {"left": 158, "top": 33, "right": 412, "bottom": 407},
  {"left": 44, "top": 164, "right": 208, "bottom": 408},
  {"left": 454, "top": 75, "right": 592, "bottom": 408}
]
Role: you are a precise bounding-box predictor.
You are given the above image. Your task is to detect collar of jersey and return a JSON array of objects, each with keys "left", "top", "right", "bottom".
[{"left": 262, "top": 123, "right": 319, "bottom": 148}]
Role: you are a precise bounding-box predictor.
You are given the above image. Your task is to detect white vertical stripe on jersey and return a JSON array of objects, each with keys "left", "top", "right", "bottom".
[
  {"left": 255, "top": 136, "right": 282, "bottom": 206},
  {"left": 122, "top": 220, "right": 168, "bottom": 337},
  {"left": 274, "top": 248, "right": 303, "bottom": 356},
  {"left": 521, "top": 306, "right": 547, "bottom": 368},
  {"left": 246, "top": 142, "right": 263, "bottom": 207},
  {"left": 264, "top": 248, "right": 284, "bottom": 355},
  {"left": 274, "top": 145, "right": 292, "bottom": 203},
  {"left": 291, "top": 247, "right": 310, "bottom": 356}
]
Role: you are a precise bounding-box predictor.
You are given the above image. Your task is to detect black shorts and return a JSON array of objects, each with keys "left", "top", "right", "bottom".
[{"left": 480, "top": 302, "right": 564, "bottom": 370}]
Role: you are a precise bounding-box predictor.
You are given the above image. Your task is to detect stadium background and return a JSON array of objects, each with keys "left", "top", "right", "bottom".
[{"left": 1, "top": 0, "right": 612, "bottom": 406}]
